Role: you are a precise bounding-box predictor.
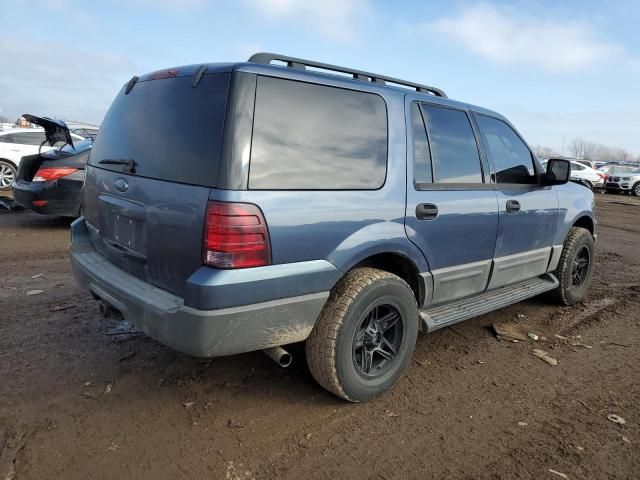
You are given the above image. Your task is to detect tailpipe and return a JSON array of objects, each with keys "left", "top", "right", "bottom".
[
  {"left": 263, "top": 346, "right": 292, "bottom": 368},
  {"left": 99, "top": 301, "right": 123, "bottom": 320}
]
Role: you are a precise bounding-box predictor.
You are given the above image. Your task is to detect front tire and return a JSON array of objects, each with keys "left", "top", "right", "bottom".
[
  {"left": 551, "top": 227, "right": 595, "bottom": 305},
  {"left": 632, "top": 182, "right": 640, "bottom": 197},
  {"left": 306, "top": 268, "right": 418, "bottom": 402}
]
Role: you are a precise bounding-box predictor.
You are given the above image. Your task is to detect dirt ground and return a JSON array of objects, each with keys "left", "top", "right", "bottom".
[{"left": 1, "top": 195, "right": 639, "bottom": 480}]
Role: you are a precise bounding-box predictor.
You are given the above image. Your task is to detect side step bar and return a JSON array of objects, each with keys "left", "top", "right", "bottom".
[{"left": 419, "top": 274, "right": 559, "bottom": 332}]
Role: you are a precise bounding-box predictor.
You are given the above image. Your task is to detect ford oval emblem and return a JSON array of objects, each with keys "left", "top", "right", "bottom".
[{"left": 114, "top": 178, "right": 128, "bottom": 192}]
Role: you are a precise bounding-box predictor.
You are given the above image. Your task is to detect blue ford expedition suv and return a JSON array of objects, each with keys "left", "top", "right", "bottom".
[{"left": 71, "top": 53, "right": 596, "bottom": 402}]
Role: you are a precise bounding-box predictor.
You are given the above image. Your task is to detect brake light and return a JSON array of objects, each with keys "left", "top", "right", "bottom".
[
  {"left": 33, "top": 167, "right": 77, "bottom": 182},
  {"left": 204, "top": 201, "right": 271, "bottom": 269}
]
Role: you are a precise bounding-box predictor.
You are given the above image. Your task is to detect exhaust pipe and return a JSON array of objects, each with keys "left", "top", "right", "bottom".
[
  {"left": 263, "top": 346, "right": 292, "bottom": 368},
  {"left": 99, "top": 301, "right": 123, "bottom": 320}
]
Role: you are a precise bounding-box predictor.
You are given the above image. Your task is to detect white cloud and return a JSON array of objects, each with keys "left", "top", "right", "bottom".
[
  {"left": 428, "top": 3, "right": 629, "bottom": 72},
  {"left": 244, "top": 0, "right": 372, "bottom": 41},
  {"left": 0, "top": 39, "right": 134, "bottom": 124}
]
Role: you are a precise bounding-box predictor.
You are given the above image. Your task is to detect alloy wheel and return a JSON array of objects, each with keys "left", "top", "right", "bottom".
[
  {"left": 571, "top": 246, "right": 590, "bottom": 287},
  {"left": 0, "top": 163, "right": 16, "bottom": 189},
  {"left": 352, "top": 304, "right": 404, "bottom": 378}
]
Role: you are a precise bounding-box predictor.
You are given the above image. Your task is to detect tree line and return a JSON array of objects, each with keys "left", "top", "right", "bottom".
[{"left": 533, "top": 139, "right": 639, "bottom": 162}]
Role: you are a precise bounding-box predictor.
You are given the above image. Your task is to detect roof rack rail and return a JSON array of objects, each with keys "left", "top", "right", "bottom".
[{"left": 248, "top": 52, "right": 447, "bottom": 98}]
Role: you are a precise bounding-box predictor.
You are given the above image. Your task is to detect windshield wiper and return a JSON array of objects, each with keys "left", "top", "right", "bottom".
[{"left": 98, "top": 158, "right": 136, "bottom": 173}]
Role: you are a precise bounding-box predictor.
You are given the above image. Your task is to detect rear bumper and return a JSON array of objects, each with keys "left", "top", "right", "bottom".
[
  {"left": 70, "top": 218, "right": 331, "bottom": 357},
  {"left": 13, "top": 178, "right": 82, "bottom": 217}
]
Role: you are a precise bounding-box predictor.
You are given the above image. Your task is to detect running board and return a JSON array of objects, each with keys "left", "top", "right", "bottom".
[{"left": 419, "top": 274, "right": 559, "bottom": 332}]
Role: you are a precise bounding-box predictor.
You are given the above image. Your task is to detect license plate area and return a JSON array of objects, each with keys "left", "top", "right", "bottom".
[
  {"left": 107, "top": 211, "right": 145, "bottom": 253},
  {"left": 99, "top": 194, "right": 147, "bottom": 256}
]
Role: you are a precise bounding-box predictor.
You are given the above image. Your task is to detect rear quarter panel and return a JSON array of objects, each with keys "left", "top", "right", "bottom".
[{"left": 210, "top": 83, "right": 429, "bottom": 282}]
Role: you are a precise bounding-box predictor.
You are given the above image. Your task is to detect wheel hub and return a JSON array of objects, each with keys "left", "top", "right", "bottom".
[
  {"left": 0, "top": 164, "right": 16, "bottom": 188},
  {"left": 571, "top": 246, "right": 590, "bottom": 287},
  {"left": 352, "top": 304, "right": 403, "bottom": 378}
]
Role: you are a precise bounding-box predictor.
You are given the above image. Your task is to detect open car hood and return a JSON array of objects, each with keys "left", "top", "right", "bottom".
[{"left": 22, "top": 114, "right": 74, "bottom": 148}]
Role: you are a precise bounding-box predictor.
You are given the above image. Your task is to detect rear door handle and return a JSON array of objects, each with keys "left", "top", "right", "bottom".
[
  {"left": 416, "top": 203, "right": 438, "bottom": 220},
  {"left": 506, "top": 200, "right": 521, "bottom": 214}
]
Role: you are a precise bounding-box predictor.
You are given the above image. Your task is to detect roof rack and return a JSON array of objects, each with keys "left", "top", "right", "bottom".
[{"left": 248, "top": 52, "right": 447, "bottom": 98}]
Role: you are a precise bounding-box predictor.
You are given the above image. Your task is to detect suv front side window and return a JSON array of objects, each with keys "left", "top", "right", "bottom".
[
  {"left": 476, "top": 115, "right": 536, "bottom": 184},
  {"left": 420, "top": 104, "right": 483, "bottom": 184}
]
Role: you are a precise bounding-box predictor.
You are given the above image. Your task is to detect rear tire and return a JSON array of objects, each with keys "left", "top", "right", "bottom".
[
  {"left": 0, "top": 160, "right": 17, "bottom": 191},
  {"left": 550, "top": 227, "right": 595, "bottom": 305},
  {"left": 306, "top": 268, "right": 418, "bottom": 402}
]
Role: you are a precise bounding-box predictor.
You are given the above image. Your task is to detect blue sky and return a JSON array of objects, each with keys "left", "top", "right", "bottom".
[{"left": 1, "top": 0, "right": 639, "bottom": 154}]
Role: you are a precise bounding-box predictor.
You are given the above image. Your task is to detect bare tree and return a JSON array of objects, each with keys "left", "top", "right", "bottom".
[
  {"left": 568, "top": 138, "right": 589, "bottom": 159},
  {"left": 532, "top": 145, "right": 559, "bottom": 159},
  {"left": 568, "top": 138, "right": 634, "bottom": 161}
]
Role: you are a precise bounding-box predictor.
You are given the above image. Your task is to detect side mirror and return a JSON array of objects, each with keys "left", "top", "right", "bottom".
[{"left": 543, "top": 159, "right": 570, "bottom": 185}]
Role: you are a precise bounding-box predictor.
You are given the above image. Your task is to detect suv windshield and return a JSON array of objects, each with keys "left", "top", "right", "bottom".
[{"left": 89, "top": 73, "right": 230, "bottom": 187}]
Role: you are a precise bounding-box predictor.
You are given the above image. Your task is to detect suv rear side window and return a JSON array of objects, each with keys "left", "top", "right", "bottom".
[
  {"left": 476, "top": 115, "right": 535, "bottom": 184},
  {"left": 421, "top": 104, "right": 483, "bottom": 184},
  {"left": 249, "top": 76, "right": 387, "bottom": 190},
  {"left": 90, "top": 73, "right": 230, "bottom": 187}
]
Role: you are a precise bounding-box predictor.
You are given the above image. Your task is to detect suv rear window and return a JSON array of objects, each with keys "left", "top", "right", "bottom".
[
  {"left": 249, "top": 76, "right": 388, "bottom": 190},
  {"left": 89, "top": 73, "right": 230, "bottom": 187}
]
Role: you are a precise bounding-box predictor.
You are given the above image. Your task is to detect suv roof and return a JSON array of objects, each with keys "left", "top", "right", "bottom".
[{"left": 127, "top": 53, "right": 505, "bottom": 122}]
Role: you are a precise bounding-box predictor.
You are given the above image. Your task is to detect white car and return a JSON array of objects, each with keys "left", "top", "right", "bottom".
[
  {"left": 568, "top": 161, "right": 606, "bottom": 188},
  {"left": 541, "top": 159, "right": 604, "bottom": 189},
  {"left": 0, "top": 128, "right": 85, "bottom": 190}
]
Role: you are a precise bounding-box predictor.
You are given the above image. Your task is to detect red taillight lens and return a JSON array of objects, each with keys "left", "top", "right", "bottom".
[
  {"left": 204, "top": 201, "right": 271, "bottom": 269},
  {"left": 33, "top": 167, "right": 78, "bottom": 182}
]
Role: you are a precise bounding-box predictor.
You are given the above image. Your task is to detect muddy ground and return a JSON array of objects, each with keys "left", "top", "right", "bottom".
[{"left": 1, "top": 195, "right": 639, "bottom": 480}]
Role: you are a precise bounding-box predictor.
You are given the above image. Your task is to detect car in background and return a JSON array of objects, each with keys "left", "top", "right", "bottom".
[
  {"left": 597, "top": 164, "right": 635, "bottom": 184},
  {"left": 12, "top": 116, "right": 91, "bottom": 217},
  {"left": 569, "top": 161, "right": 605, "bottom": 189},
  {"left": 575, "top": 159, "right": 596, "bottom": 169},
  {"left": 541, "top": 159, "right": 604, "bottom": 189},
  {"left": 605, "top": 169, "right": 640, "bottom": 196},
  {"left": 0, "top": 123, "right": 86, "bottom": 191}
]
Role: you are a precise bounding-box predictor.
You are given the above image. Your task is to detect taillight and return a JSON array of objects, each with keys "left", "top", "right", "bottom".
[
  {"left": 33, "top": 167, "right": 77, "bottom": 182},
  {"left": 204, "top": 201, "right": 271, "bottom": 269}
]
